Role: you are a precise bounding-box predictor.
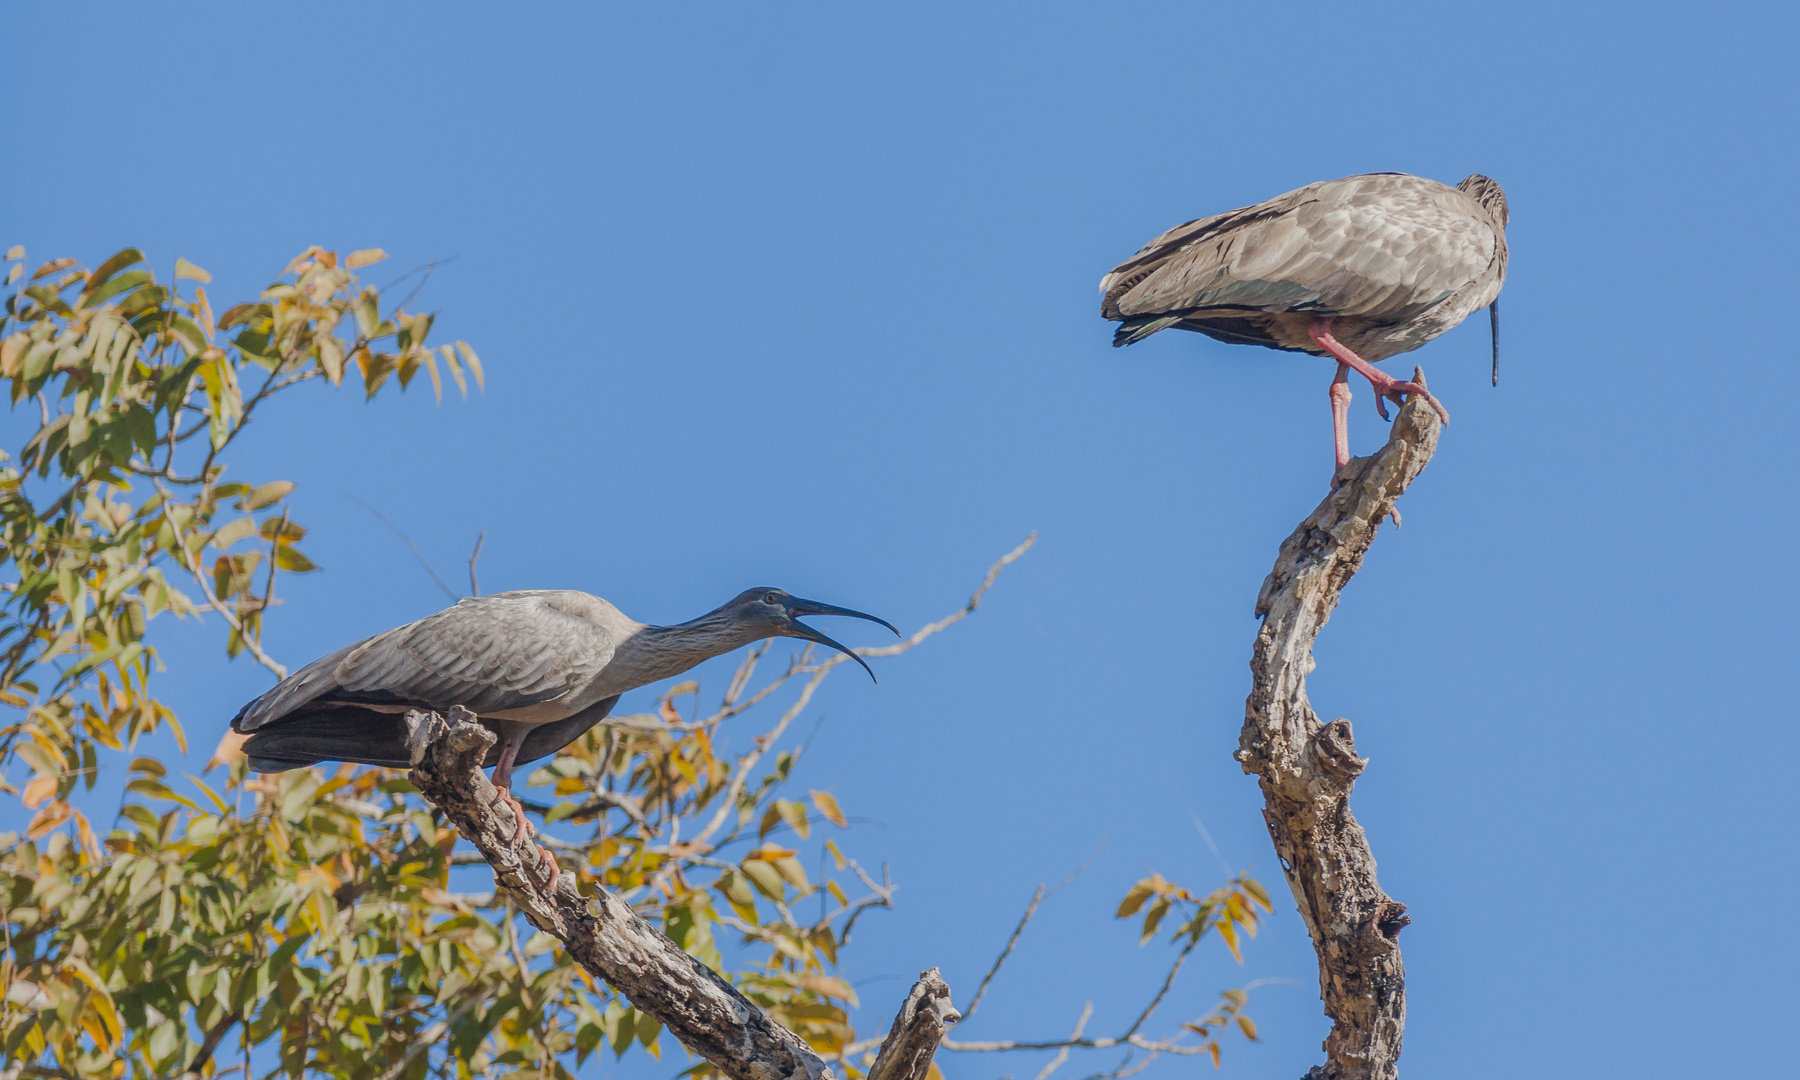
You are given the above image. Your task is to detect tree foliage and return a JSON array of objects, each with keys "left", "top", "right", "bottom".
[{"left": 0, "top": 244, "right": 1266, "bottom": 1080}]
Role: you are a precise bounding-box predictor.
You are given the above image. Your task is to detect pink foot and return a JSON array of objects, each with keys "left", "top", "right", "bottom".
[
  {"left": 499, "top": 789, "right": 533, "bottom": 843},
  {"left": 1309, "top": 319, "right": 1449, "bottom": 425}
]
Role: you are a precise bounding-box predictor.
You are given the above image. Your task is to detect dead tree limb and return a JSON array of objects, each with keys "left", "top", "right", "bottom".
[
  {"left": 866, "top": 969, "right": 960, "bottom": 1080},
  {"left": 1236, "top": 369, "right": 1442, "bottom": 1080},
  {"left": 406, "top": 705, "right": 954, "bottom": 1080}
]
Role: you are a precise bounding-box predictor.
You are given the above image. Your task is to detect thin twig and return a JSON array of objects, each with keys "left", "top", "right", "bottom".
[
  {"left": 1033, "top": 1003, "right": 1091, "bottom": 1080},
  {"left": 958, "top": 840, "right": 1101, "bottom": 1024},
  {"left": 158, "top": 497, "right": 287, "bottom": 679},
  {"left": 959, "top": 885, "right": 1042, "bottom": 1024},
  {"left": 347, "top": 496, "right": 459, "bottom": 602},
  {"left": 468, "top": 531, "right": 484, "bottom": 597},
  {"left": 693, "top": 534, "right": 1035, "bottom": 848}
]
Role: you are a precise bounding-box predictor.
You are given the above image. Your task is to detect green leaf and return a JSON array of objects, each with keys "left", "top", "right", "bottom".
[
  {"left": 740, "top": 859, "right": 787, "bottom": 902},
  {"left": 1140, "top": 896, "right": 1171, "bottom": 944},
  {"left": 273, "top": 546, "right": 318, "bottom": 573},
  {"left": 84, "top": 269, "right": 154, "bottom": 310},
  {"left": 259, "top": 517, "right": 306, "bottom": 543},
  {"left": 84, "top": 249, "right": 145, "bottom": 294},
  {"left": 241, "top": 481, "right": 294, "bottom": 510},
  {"left": 210, "top": 517, "right": 257, "bottom": 550}
]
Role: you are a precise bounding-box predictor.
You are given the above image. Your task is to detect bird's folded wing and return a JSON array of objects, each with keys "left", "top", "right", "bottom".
[
  {"left": 1102, "top": 175, "right": 1497, "bottom": 323},
  {"left": 235, "top": 591, "right": 618, "bottom": 732}
]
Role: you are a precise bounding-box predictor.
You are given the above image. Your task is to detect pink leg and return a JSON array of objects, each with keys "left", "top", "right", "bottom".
[
  {"left": 1330, "top": 363, "right": 1352, "bottom": 479},
  {"left": 491, "top": 727, "right": 533, "bottom": 843},
  {"left": 1309, "top": 319, "right": 1449, "bottom": 425}
]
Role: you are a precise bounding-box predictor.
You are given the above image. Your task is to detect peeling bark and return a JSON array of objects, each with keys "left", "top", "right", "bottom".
[
  {"left": 1236, "top": 370, "right": 1441, "bottom": 1080},
  {"left": 866, "top": 969, "right": 959, "bottom": 1080},
  {"left": 406, "top": 706, "right": 953, "bottom": 1080}
]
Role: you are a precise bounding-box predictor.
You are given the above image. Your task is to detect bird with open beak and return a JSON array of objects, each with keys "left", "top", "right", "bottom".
[{"left": 229, "top": 587, "right": 896, "bottom": 882}]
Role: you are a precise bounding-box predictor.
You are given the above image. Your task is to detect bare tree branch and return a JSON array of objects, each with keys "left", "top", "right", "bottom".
[
  {"left": 406, "top": 705, "right": 951, "bottom": 1080},
  {"left": 1236, "top": 369, "right": 1442, "bottom": 1080}
]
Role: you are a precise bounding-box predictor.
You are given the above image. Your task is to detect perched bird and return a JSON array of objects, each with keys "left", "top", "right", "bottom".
[
  {"left": 232, "top": 587, "right": 896, "bottom": 803},
  {"left": 1099, "top": 172, "right": 1508, "bottom": 478}
]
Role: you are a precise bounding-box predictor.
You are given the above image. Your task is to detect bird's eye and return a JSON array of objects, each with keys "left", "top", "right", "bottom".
[{"left": 763, "top": 592, "right": 781, "bottom": 605}]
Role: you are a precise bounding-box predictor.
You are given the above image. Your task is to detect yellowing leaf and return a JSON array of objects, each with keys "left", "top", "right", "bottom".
[
  {"left": 1117, "top": 875, "right": 1169, "bottom": 918},
  {"left": 809, "top": 789, "right": 847, "bottom": 828},
  {"left": 31, "top": 257, "right": 78, "bottom": 281},
  {"left": 174, "top": 258, "right": 211, "bottom": 283},
  {"left": 242, "top": 481, "right": 294, "bottom": 510},
  {"left": 740, "top": 859, "right": 786, "bottom": 901},
  {"left": 21, "top": 773, "right": 57, "bottom": 808},
  {"left": 345, "top": 248, "right": 388, "bottom": 269},
  {"left": 274, "top": 546, "right": 318, "bottom": 573}
]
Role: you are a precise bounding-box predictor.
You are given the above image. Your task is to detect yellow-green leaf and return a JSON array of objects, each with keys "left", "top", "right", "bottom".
[
  {"left": 273, "top": 546, "right": 318, "bottom": 573},
  {"left": 809, "top": 789, "right": 847, "bottom": 828},
  {"left": 242, "top": 481, "right": 294, "bottom": 510}
]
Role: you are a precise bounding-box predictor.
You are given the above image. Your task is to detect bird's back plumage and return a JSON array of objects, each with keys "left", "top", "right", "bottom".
[
  {"left": 1100, "top": 172, "right": 1508, "bottom": 362},
  {"left": 233, "top": 590, "right": 629, "bottom": 772}
]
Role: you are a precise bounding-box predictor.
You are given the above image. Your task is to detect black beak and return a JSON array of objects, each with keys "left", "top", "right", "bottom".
[
  {"left": 783, "top": 598, "right": 899, "bottom": 682},
  {"left": 1489, "top": 299, "right": 1500, "bottom": 388}
]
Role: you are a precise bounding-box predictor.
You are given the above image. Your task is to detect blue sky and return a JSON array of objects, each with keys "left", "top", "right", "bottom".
[{"left": 6, "top": 2, "right": 1798, "bottom": 1077}]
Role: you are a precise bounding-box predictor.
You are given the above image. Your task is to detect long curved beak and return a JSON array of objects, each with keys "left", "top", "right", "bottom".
[
  {"left": 1490, "top": 299, "right": 1500, "bottom": 388},
  {"left": 783, "top": 598, "right": 899, "bottom": 683}
]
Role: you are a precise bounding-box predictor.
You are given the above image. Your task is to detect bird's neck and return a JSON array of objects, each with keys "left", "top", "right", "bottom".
[{"left": 614, "top": 613, "right": 764, "bottom": 688}]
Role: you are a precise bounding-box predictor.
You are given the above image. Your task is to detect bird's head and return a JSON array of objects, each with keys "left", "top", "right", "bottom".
[
  {"left": 725, "top": 588, "right": 899, "bottom": 681},
  {"left": 1457, "top": 173, "right": 1509, "bottom": 227}
]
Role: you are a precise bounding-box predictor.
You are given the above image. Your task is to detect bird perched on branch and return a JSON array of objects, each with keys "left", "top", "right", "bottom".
[
  {"left": 231, "top": 588, "right": 895, "bottom": 808},
  {"left": 1099, "top": 172, "right": 1508, "bottom": 479}
]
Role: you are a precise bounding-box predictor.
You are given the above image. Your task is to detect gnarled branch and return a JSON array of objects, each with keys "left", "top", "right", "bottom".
[
  {"left": 1237, "top": 369, "right": 1441, "bottom": 1080},
  {"left": 406, "top": 705, "right": 954, "bottom": 1080}
]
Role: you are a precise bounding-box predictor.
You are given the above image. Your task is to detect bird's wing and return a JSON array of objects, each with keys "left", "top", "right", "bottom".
[
  {"left": 1101, "top": 174, "right": 1498, "bottom": 325},
  {"left": 233, "top": 591, "right": 619, "bottom": 732}
]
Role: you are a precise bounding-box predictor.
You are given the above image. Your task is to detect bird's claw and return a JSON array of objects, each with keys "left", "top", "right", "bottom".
[
  {"left": 1373, "top": 381, "right": 1446, "bottom": 424},
  {"left": 498, "top": 790, "right": 533, "bottom": 843}
]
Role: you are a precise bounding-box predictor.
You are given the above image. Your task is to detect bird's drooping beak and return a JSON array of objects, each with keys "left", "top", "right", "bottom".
[
  {"left": 1490, "top": 299, "right": 1500, "bottom": 388},
  {"left": 781, "top": 598, "right": 899, "bottom": 682}
]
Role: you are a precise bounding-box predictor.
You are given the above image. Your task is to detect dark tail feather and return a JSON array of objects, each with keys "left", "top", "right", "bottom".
[
  {"left": 239, "top": 697, "right": 624, "bottom": 775},
  {"left": 1112, "top": 314, "right": 1184, "bottom": 347},
  {"left": 242, "top": 711, "right": 419, "bottom": 771}
]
